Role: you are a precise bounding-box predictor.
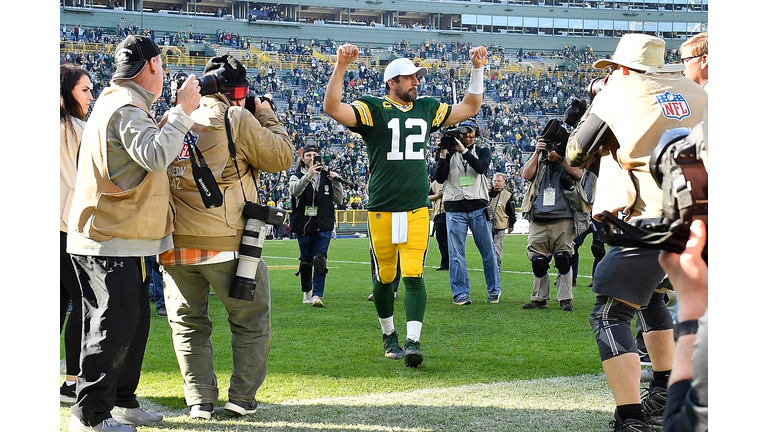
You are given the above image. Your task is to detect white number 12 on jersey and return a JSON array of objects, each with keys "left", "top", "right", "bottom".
[{"left": 386, "top": 118, "right": 428, "bottom": 160}]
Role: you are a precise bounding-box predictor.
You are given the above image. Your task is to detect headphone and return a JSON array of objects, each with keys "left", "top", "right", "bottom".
[{"left": 458, "top": 118, "right": 479, "bottom": 134}]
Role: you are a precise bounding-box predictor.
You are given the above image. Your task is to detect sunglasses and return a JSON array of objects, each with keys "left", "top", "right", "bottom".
[{"left": 681, "top": 55, "right": 703, "bottom": 64}]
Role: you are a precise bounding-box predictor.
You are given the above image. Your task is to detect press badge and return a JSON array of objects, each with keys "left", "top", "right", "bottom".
[
  {"left": 543, "top": 187, "right": 556, "bottom": 206},
  {"left": 305, "top": 206, "right": 318, "bottom": 216},
  {"left": 459, "top": 176, "right": 474, "bottom": 186}
]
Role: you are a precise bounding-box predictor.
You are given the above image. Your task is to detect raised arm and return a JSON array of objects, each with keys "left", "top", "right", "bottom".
[
  {"left": 323, "top": 44, "right": 360, "bottom": 128},
  {"left": 444, "top": 46, "right": 487, "bottom": 126}
]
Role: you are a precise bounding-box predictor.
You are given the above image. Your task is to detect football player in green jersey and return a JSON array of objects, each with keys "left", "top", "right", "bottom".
[{"left": 324, "top": 43, "right": 487, "bottom": 367}]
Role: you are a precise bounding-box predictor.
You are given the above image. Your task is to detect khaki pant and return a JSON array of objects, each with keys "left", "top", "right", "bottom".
[
  {"left": 164, "top": 258, "right": 271, "bottom": 405},
  {"left": 492, "top": 228, "right": 506, "bottom": 270},
  {"left": 526, "top": 218, "right": 575, "bottom": 302}
]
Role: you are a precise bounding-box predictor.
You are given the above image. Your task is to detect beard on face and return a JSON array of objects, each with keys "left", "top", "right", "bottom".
[{"left": 395, "top": 85, "right": 417, "bottom": 103}]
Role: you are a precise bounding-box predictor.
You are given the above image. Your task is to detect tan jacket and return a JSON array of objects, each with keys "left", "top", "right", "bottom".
[
  {"left": 60, "top": 117, "right": 85, "bottom": 232},
  {"left": 581, "top": 73, "right": 707, "bottom": 220},
  {"left": 68, "top": 85, "right": 174, "bottom": 242},
  {"left": 490, "top": 189, "right": 513, "bottom": 230},
  {"left": 168, "top": 95, "right": 293, "bottom": 251},
  {"left": 430, "top": 180, "right": 445, "bottom": 216}
]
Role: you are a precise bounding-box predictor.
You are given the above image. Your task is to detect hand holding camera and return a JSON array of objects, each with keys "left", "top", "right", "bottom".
[
  {"left": 174, "top": 73, "right": 202, "bottom": 116},
  {"left": 438, "top": 128, "right": 465, "bottom": 155}
]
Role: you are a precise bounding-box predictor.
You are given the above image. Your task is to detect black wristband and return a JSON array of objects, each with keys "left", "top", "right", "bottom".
[{"left": 674, "top": 319, "right": 699, "bottom": 341}]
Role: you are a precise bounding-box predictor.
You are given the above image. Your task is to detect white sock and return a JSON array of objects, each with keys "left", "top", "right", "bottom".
[
  {"left": 406, "top": 321, "right": 423, "bottom": 342},
  {"left": 379, "top": 316, "right": 395, "bottom": 335},
  {"left": 65, "top": 380, "right": 76, "bottom": 386}
]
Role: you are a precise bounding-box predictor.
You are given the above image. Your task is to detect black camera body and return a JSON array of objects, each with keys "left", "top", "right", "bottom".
[
  {"left": 599, "top": 122, "right": 707, "bottom": 260},
  {"left": 229, "top": 202, "right": 287, "bottom": 301},
  {"left": 244, "top": 91, "right": 277, "bottom": 115},
  {"left": 438, "top": 127, "right": 463, "bottom": 152},
  {"left": 650, "top": 123, "right": 708, "bottom": 239},
  {"left": 539, "top": 118, "right": 569, "bottom": 160},
  {"left": 170, "top": 69, "right": 227, "bottom": 105}
]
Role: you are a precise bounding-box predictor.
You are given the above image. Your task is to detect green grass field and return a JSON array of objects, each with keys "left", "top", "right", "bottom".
[{"left": 60, "top": 234, "right": 635, "bottom": 432}]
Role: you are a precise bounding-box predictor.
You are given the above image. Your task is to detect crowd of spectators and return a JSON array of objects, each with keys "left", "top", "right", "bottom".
[{"left": 60, "top": 29, "right": 687, "bottom": 213}]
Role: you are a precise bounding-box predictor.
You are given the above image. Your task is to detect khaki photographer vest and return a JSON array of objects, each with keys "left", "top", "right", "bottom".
[
  {"left": 589, "top": 73, "right": 707, "bottom": 220},
  {"left": 168, "top": 98, "right": 259, "bottom": 251},
  {"left": 441, "top": 146, "right": 490, "bottom": 204},
  {"left": 68, "top": 85, "right": 174, "bottom": 242},
  {"left": 490, "top": 189, "right": 513, "bottom": 230}
]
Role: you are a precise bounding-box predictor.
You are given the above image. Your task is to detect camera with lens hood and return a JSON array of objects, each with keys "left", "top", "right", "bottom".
[
  {"left": 587, "top": 76, "right": 609, "bottom": 101},
  {"left": 538, "top": 118, "right": 569, "bottom": 161},
  {"left": 229, "top": 202, "right": 287, "bottom": 301},
  {"left": 598, "top": 121, "right": 708, "bottom": 262},
  {"left": 170, "top": 69, "right": 227, "bottom": 106}
]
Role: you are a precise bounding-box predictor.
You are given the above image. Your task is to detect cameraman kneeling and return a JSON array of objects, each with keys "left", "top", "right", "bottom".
[{"left": 159, "top": 55, "right": 293, "bottom": 420}]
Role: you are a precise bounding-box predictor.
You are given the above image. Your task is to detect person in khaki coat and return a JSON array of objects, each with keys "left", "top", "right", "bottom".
[
  {"left": 566, "top": 34, "right": 707, "bottom": 432},
  {"left": 159, "top": 55, "right": 293, "bottom": 421},
  {"left": 67, "top": 35, "right": 201, "bottom": 432}
]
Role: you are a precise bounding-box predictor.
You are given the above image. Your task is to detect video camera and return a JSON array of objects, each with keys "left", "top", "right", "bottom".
[
  {"left": 598, "top": 121, "right": 708, "bottom": 261},
  {"left": 438, "top": 127, "right": 463, "bottom": 152},
  {"left": 438, "top": 119, "right": 478, "bottom": 152}
]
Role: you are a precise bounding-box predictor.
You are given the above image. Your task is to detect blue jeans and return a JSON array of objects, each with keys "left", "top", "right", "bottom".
[
  {"left": 144, "top": 256, "right": 165, "bottom": 309},
  {"left": 446, "top": 209, "right": 501, "bottom": 301},
  {"left": 297, "top": 230, "right": 333, "bottom": 298}
]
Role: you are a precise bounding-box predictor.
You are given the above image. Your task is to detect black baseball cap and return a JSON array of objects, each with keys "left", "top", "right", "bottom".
[
  {"left": 303, "top": 143, "right": 319, "bottom": 154},
  {"left": 112, "top": 35, "right": 161, "bottom": 80}
]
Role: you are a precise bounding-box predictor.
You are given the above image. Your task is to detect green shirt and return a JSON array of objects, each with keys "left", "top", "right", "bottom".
[{"left": 350, "top": 95, "right": 451, "bottom": 212}]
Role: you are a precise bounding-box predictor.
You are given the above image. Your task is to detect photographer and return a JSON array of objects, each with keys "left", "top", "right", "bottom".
[
  {"left": 67, "top": 35, "right": 200, "bottom": 432},
  {"left": 435, "top": 119, "right": 501, "bottom": 305},
  {"left": 159, "top": 54, "right": 293, "bottom": 420},
  {"left": 565, "top": 34, "right": 707, "bottom": 431},
  {"left": 489, "top": 173, "right": 517, "bottom": 273},
  {"left": 289, "top": 143, "right": 345, "bottom": 308},
  {"left": 519, "top": 126, "right": 582, "bottom": 312}
]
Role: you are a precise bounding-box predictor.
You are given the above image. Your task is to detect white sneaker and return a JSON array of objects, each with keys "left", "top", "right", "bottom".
[
  {"left": 110, "top": 407, "right": 162, "bottom": 425},
  {"left": 312, "top": 296, "right": 324, "bottom": 307},
  {"left": 190, "top": 403, "right": 214, "bottom": 420},
  {"left": 69, "top": 415, "right": 136, "bottom": 432},
  {"left": 303, "top": 291, "right": 313, "bottom": 304}
]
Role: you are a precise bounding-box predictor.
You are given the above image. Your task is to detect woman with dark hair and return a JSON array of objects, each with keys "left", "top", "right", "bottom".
[{"left": 60, "top": 63, "right": 92, "bottom": 403}]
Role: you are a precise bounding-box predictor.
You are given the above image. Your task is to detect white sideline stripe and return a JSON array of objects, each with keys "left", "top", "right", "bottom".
[
  {"left": 261, "top": 256, "right": 593, "bottom": 279},
  {"left": 279, "top": 374, "right": 612, "bottom": 409},
  {"left": 229, "top": 422, "right": 430, "bottom": 431}
]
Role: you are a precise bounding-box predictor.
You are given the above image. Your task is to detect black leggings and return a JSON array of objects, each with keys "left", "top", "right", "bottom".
[{"left": 60, "top": 230, "right": 82, "bottom": 377}]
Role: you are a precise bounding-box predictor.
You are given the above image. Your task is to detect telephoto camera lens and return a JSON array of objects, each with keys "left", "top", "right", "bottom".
[
  {"left": 229, "top": 217, "right": 267, "bottom": 302},
  {"left": 229, "top": 202, "right": 286, "bottom": 301},
  {"left": 198, "top": 68, "right": 227, "bottom": 97}
]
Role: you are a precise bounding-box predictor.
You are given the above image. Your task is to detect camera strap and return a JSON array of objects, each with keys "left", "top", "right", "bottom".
[
  {"left": 224, "top": 106, "right": 251, "bottom": 203},
  {"left": 598, "top": 211, "right": 688, "bottom": 254},
  {"left": 188, "top": 142, "right": 224, "bottom": 209}
]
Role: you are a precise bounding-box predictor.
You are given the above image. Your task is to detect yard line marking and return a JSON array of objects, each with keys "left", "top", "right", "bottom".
[{"left": 261, "top": 256, "right": 592, "bottom": 279}]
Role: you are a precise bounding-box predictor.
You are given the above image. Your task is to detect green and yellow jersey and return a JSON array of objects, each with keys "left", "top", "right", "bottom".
[{"left": 350, "top": 95, "right": 451, "bottom": 212}]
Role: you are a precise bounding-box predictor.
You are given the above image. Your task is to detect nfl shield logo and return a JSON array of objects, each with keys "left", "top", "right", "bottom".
[
  {"left": 177, "top": 132, "right": 198, "bottom": 161},
  {"left": 656, "top": 91, "right": 691, "bottom": 121}
]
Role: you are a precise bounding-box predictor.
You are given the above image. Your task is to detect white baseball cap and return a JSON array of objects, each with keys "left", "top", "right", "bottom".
[
  {"left": 593, "top": 34, "right": 684, "bottom": 73},
  {"left": 383, "top": 58, "right": 427, "bottom": 83}
]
